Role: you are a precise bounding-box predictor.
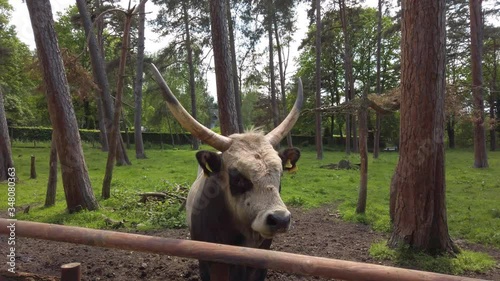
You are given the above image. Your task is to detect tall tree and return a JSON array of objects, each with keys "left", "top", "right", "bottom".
[
  {"left": 183, "top": 0, "right": 200, "bottom": 149},
  {"left": 152, "top": 0, "right": 211, "bottom": 143},
  {"left": 0, "top": 87, "right": 14, "bottom": 182},
  {"left": 273, "top": 18, "right": 292, "bottom": 147},
  {"left": 356, "top": 88, "right": 368, "bottom": 214},
  {"left": 209, "top": 0, "right": 239, "bottom": 136},
  {"left": 469, "top": 0, "right": 489, "bottom": 168},
  {"left": 227, "top": 0, "right": 244, "bottom": 133},
  {"left": 134, "top": 0, "right": 147, "bottom": 158},
  {"left": 26, "top": 0, "right": 99, "bottom": 212},
  {"left": 373, "top": 0, "right": 383, "bottom": 159},
  {"left": 445, "top": 0, "right": 469, "bottom": 150},
  {"left": 389, "top": 0, "right": 457, "bottom": 254},
  {"left": 76, "top": 0, "right": 131, "bottom": 165},
  {"left": 102, "top": 2, "right": 143, "bottom": 199},
  {"left": 315, "top": 0, "right": 323, "bottom": 159},
  {"left": 267, "top": 1, "right": 280, "bottom": 132},
  {"left": 339, "top": 0, "right": 356, "bottom": 154},
  {"left": 485, "top": 33, "right": 498, "bottom": 151}
]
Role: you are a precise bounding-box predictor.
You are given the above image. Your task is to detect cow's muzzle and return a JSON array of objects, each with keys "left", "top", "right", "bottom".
[{"left": 266, "top": 209, "right": 291, "bottom": 233}]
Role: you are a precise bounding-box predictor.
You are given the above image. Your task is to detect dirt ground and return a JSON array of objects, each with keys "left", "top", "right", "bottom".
[{"left": 1, "top": 205, "right": 499, "bottom": 281}]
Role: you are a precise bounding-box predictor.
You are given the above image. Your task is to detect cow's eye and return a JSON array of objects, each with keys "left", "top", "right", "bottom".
[{"left": 229, "top": 169, "right": 253, "bottom": 195}]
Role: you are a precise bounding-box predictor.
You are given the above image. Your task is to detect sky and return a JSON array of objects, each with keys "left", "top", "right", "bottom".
[{"left": 9, "top": 0, "right": 378, "bottom": 97}]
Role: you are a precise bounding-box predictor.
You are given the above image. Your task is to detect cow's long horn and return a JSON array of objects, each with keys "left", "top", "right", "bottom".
[
  {"left": 266, "top": 78, "right": 304, "bottom": 146},
  {"left": 149, "top": 64, "right": 232, "bottom": 152}
]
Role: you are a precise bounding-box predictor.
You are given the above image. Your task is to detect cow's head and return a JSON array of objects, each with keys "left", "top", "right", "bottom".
[{"left": 150, "top": 64, "right": 303, "bottom": 241}]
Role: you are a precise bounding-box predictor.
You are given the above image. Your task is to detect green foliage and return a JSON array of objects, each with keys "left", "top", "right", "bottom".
[
  {"left": 103, "top": 186, "right": 186, "bottom": 229},
  {"left": 296, "top": 6, "right": 401, "bottom": 138},
  {"left": 0, "top": 4, "right": 37, "bottom": 126},
  {"left": 369, "top": 241, "right": 397, "bottom": 260},
  {"left": 286, "top": 196, "right": 306, "bottom": 207},
  {"left": 369, "top": 241, "right": 496, "bottom": 275},
  {"left": 7, "top": 142, "right": 197, "bottom": 230}
]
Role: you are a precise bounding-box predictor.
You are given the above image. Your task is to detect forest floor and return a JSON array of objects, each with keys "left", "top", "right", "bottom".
[{"left": 1, "top": 205, "right": 499, "bottom": 281}]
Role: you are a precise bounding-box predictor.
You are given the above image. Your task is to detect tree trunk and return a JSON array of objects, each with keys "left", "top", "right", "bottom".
[
  {"left": 209, "top": 0, "right": 238, "bottom": 136},
  {"left": 133, "top": 0, "right": 147, "bottom": 159},
  {"left": 26, "top": 0, "right": 99, "bottom": 212},
  {"left": 96, "top": 97, "right": 108, "bottom": 151},
  {"left": 267, "top": 6, "right": 279, "bottom": 133},
  {"left": 183, "top": 2, "right": 200, "bottom": 149},
  {"left": 45, "top": 131, "right": 58, "bottom": 207},
  {"left": 93, "top": 0, "right": 108, "bottom": 152},
  {"left": 102, "top": 10, "right": 133, "bottom": 199},
  {"left": 356, "top": 96, "right": 368, "bottom": 214},
  {"left": 315, "top": 0, "right": 323, "bottom": 159},
  {"left": 339, "top": 0, "right": 352, "bottom": 154},
  {"left": 490, "top": 38, "right": 497, "bottom": 151},
  {"left": 469, "top": 0, "right": 488, "bottom": 168},
  {"left": 273, "top": 18, "right": 292, "bottom": 148},
  {"left": 76, "top": 0, "right": 131, "bottom": 165},
  {"left": 373, "top": 0, "right": 383, "bottom": 159},
  {"left": 389, "top": 0, "right": 456, "bottom": 255},
  {"left": 0, "top": 87, "right": 14, "bottom": 182},
  {"left": 227, "top": 0, "right": 243, "bottom": 133}
]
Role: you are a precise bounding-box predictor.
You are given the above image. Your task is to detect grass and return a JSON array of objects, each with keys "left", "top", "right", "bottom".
[
  {"left": 1, "top": 141, "right": 500, "bottom": 248},
  {"left": 369, "top": 241, "right": 496, "bottom": 275}
]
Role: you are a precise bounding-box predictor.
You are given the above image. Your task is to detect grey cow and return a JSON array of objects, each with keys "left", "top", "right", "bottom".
[{"left": 151, "top": 65, "right": 303, "bottom": 281}]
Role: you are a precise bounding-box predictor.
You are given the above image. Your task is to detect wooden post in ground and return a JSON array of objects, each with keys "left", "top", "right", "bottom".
[
  {"left": 30, "top": 155, "right": 36, "bottom": 179},
  {"left": 61, "top": 262, "right": 81, "bottom": 281}
]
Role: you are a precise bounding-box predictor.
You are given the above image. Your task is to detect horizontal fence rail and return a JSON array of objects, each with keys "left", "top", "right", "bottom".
[{"left": 0, "top": 219, "right": 486, "bottom": 281}]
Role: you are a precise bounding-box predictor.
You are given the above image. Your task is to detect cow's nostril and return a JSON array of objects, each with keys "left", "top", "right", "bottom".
[
  {"left": 266, "top": 212, "right": 291, "bottom": 231},
  {"left": 266, "top": 214, "right": 278, "bottom": 226}
]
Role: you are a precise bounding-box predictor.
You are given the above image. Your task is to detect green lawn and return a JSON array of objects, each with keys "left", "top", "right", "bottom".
[{"left": 1, "top": 141, "right": 499, "bottom": 248}]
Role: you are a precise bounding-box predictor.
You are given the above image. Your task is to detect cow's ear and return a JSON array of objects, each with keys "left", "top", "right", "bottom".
[
  {"left": 279, "top": 148, "right": 301, "bottom": 173},
  {"left": 196, "top": 151, "right": 222, "bottom": 176}
]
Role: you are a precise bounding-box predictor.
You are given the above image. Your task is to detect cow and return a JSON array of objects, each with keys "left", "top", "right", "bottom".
[{"left": 150, "top": 64, "right": 303, "bottom": 281}]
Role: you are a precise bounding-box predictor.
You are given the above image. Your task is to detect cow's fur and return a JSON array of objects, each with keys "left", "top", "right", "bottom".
[{"left": 186, "top": 131, "right": 300, "bottom": 281}]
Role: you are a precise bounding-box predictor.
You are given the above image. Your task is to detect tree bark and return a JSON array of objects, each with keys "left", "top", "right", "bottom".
[
  {"left": 373, "top": 0, "right": 383, "bottom": 159},
  {"left": 489, "top": 38, "right": 497, "bottom": 151},
  {"left": 339, "top": 0, "right": 352, "bottom": 154},
  {"left": 227, "top": 0, "right": 243, "bottom": 133},
  {"left": 102, "top": 9, "right": 133, "bottom": 199},
  {"left": 315, "top": 0, "right": 323, "bottom": 159},
  {"left": 45, "top": 131, "right": 58, "bottom": 207},
  {"left": 273, "top": 17, "right": 292, "bottom": 148},
  {"left": 183, "top": 2, "right": 200, "bottom": 149},
  {"left": 209, "top": 0, "right": 238, "bottom": 136},
  {"left": 133, "top": 0, "right": 147, "bottom": 158},
  {"left": 26, "top": 0, "right": 99, "bottom": 212},
  {"left": 469, "top": 0, "right": 488, "bottom": 168},
  {"left": 76, "top": 0, "right": 131, "bottom": 165},
  {"left": 389, "top": 0, "right": 456, "bottom": 255},
  {"left": 0, "top": 87, "right": 14, "bottom": 182},
  {"left": 267, "top": 4, "right": 279, "bottom": 134},
  {"left": 356, "top": 96, "right": 368, "bottom": 214}
]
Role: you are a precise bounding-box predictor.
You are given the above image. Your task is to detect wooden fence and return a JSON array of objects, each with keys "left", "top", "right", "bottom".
[{"left": 0, "top": 219, "right": 486, "bottom": 281}]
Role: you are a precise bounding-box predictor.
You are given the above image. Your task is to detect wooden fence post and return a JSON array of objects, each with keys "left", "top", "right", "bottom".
[
  {"left": 30, "top": 155, "right": 36, "bottom": 179},
  {"left": 61, "top": 262, "right": 81, "bottom": 281}
]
